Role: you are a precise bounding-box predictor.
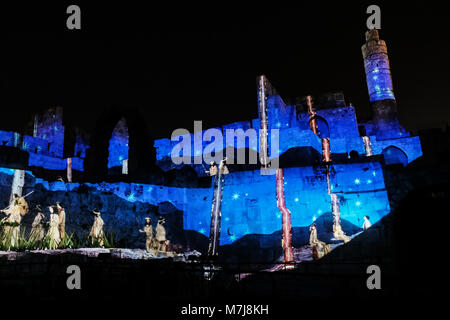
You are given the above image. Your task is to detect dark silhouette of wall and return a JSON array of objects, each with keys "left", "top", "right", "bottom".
[{"left": 84, "top": 106, "right": 156, "bottom": 181}]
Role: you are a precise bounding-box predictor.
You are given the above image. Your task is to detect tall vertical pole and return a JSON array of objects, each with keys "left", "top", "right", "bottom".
[
  {"left": 33, "top": 114, "right": 38, "bottom": 137},
  {"left": 13, "top": 132, "right": 21, "bottom": 149},
  {"left": 321, "top": 138, "right": 332, "bottom": 162},
  {"left": 330, "top": 193, "right": 341, "bottom": 221},
  {"left": 66, "top": 158, "right": 73, "bottom": 182},
  {"left": 10, "top": 169, "right": 25, "bottom": 203},
  {"left": 258, "top": 75, "right": 270, "bottom": 170},
  {"left": 276, "top": 168, "right": 294, "bottom": 265},
  {"left": 362, "top": 136, "right": 373, "bottom": 156},
  {"left": 207, "top": 165, "right": 225, "bottom": 258},
  {"left": 306, "top": 96, "right": 318, "bottom": 135},
  {"left": 307, "top": 95, "right": 346, "bottom": 241}
]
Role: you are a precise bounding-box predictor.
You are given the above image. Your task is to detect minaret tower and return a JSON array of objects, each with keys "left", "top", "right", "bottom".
[{"left": 362, "top": 29, "right": 402, "bottom": 139}]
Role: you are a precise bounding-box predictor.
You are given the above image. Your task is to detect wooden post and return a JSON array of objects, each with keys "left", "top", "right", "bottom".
[{"left": 67, "top": 158, "right": 72, "bottom": 182}]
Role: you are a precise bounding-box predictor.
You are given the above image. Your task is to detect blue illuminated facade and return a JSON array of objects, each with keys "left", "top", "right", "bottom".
[
  {"left": 152, "top": 80, "right": 420, "bottom": 244},
  {"left": 0, "top": 29, "right": 423, "bottom": 248},
  {"left": 183, "top": 162, "right": 390, "bottom": 245},
  {"left": 1, "top": 160, "right": 389, "bottom": 246},
  {"left": 365, "top": 64, "right": 395, "bottom": 102}
]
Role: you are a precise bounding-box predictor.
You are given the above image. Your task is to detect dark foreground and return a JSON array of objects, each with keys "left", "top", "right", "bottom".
[{"left": 1, "top": 185, "right": 446, "bottom": 314}]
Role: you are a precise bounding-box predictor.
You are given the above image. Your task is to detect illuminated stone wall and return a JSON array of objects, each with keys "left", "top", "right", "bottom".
[
  {"left": 1, "top": 152, "right": 390, "bottom": 247},
  {"left": 0, "top": 106, "right": 85, "bottom": 172},
  {"left": 34, "top": 107, "right": 65, "bottom": 158},
  {"left": 183, "top": 161, "right": 389, "bottom": 245},
  {"left": 0, "top": 131, "right": 14, "bottom": 146},
  {"left": 154, "top": 92, "right": 422, "bottom": 169}
]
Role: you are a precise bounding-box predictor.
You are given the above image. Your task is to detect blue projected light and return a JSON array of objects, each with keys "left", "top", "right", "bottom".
[
  {"left": 366, "top": 52, "right": 395, "bottom": 102},
  {"left": 355, "top": 179, "right": 360, "bottom": 185},
  {"left": 107, "top": 119, "right": 129, "bottom": 168},
  {"left": 182, "top": 166, "right": 393, "bottom": 245},
  {"left": 127, "top": 193, "right": 135, "bottom": 202}
]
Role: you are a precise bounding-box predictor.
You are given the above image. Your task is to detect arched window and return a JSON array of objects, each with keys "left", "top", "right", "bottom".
[
  {"left": 382, "top": 146, "right": 408, "bottom": 166},
  {"left": 107, "top": 118, "right": 129, "bottom": 171},
  {"left": 349, "top": 150, "right": 359, "bottom": 159},
  {"left": 313, "top": 116, "right": 330, "bottom": 139}
]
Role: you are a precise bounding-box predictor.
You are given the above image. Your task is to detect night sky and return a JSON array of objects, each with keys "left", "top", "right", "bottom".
[{"left": 0, "top": 2, "right": 448, "bottom": 139}]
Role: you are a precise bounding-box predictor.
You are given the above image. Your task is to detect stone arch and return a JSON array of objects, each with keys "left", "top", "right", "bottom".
[
  {"left": 382, "top": 145, "right": 408, "bottom": 166},
  {"left": 107, "top": 117, "right": 129, "bottom": 173},
  {"left": 310, "top": 115, "right": 330, "bottom": 139},
  {"left": 84, "top": 106, "right": 156, "bottom": 181},
  {"left": 349, "top": 150, "right": 359, "bottom": 159}
]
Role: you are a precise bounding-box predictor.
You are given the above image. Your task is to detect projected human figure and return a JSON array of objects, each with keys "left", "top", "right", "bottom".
[
  {"left": 309, "top": 223, "right": 330, "bottom": 259},
  {"left": 46, "top": 205, "right": 61, "bottom": 249},
  {"left": 89, "top": 209, "right": 105, "bottom": 247},
  {"left": 333, "top": 213, "right": 350, "bottom": 243},
  {"left": 56, "top": 202, "right": 66, "bottom": 240},
  {"left": 139, "top": 217, "right": 154, "bottom": 252},
  {"left": 0, "top": 194, "right": 28, "bottom": 249},
  {"left": 205, "top": 161, "right": 218, "bottom": 176},
  {"left": 155, "top": 217, "right": 167, "bottom": 252},
  {"left": 362, "top": 215, "right": 371, "bottom": 230},
  {"left": 29, "top": 205, "right": 46, "bottom": 244},
  {"left": 219, "top": 158, "right": 229, "bottom": 175}
]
